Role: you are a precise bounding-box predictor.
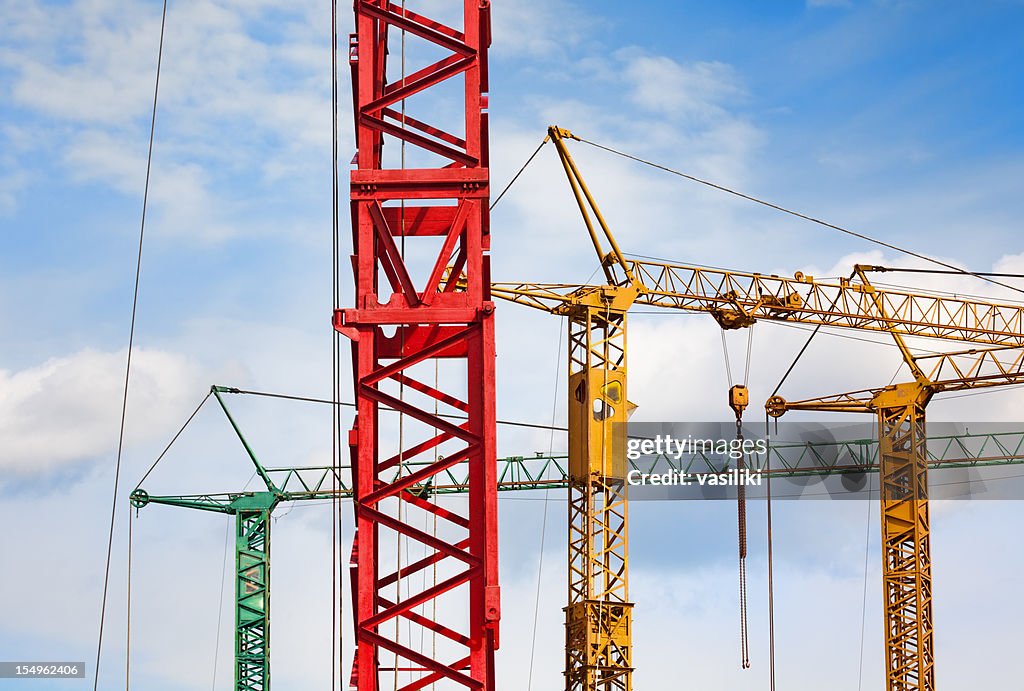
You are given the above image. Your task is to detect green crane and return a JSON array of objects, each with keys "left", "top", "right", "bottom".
[{"left": 128, "top": 490, "right": 277, "bottom": 691}]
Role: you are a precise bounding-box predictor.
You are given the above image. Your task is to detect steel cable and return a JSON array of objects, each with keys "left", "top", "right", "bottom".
[
  {"left": 125, "top": 508, "right": 133, "bottom": 690},
  {"left": 744, "top": 326, "right": 754, "bottom": 388},
  {"left": 527, "top": 322, "right": 564, "bottom": 690},
  {"left": 133, "top": 391, "right": 212, "bottom": 491},
  {"left": 330, "top": 0, "right": 342, "bottom": 684},
  {"left": 211, "top": 516, "right": 231, "bottom": 690},
  {"left": 735, "top": 418, "right": 750, "bottom": 670},
  {"left": 721, "top": 330, "right": 734, "bottom": 386},
  {"left": 575, "top": 137, "right": 1024, "bottom": 298},
  {"left": 857, "top": 474, "right": 873, "bottom": 691},
  {"left": 491, "top": 139, "right": 548, "bottom": 211},
  {"left": 93, "top": 2, "right": 168, "bottom": 688},
  {"left": 217, "top": 386, "right": 569, "bottom": 431},
  {"left": 767, "top": 273, "right": 849, "bottom": 401},
  {"left": 764, "top": 411, "right": 777, "bottom": 691}
]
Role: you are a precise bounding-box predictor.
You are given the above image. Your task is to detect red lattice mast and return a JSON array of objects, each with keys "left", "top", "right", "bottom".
[{"left": 335, "top": 2, "right": 499, "bottom": 689}]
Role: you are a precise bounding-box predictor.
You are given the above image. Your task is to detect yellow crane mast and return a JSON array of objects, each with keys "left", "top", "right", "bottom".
[
  {"left": 549, "top": 126, "right": 640, "bottom": 691},
  {"left": 485, "top": 126, "right": 1024, "bottom": 691},
  {"left": 563, "top": 297, "right": 635, "bottom": 691},
  {"left": 767, "top": 309, "right": 1024, "bottom": 691}
]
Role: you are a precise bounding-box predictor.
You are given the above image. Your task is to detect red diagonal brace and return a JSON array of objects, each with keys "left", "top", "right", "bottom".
[
  {"left": 363, "top": 570, "right": 476, "bottom": 630},
  {"left": 358, "top": 2, "right": 472, "bottom": 56},
  {"left": 362, "top": 445, "right": 475, "bottom": 505},
  {"left": 348, "top": 2, "right": 497, "bottom": 688},
  {"left": 360, "top": 630, "right": 482, "bottom": 690},
  {"left": 378, "top": 538, "right": 473, "bottom": 588},
  {"left": 367, "top": 54, "right": 474, "bottom": 115}
]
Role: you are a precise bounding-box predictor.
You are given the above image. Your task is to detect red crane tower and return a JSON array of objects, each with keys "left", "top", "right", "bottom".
[{"left": 335, "top": 2, "right": 500, "bottom": 688}]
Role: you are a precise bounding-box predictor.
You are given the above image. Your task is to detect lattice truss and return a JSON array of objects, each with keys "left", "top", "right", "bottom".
[
  {"left": 236, "top": 510, "right": 270, "bottom": 691},
  {"left": 565, "top": 305, "right": 633, "bottom": 691},
  {"left": 491, "top": 265, "right": 1024, "bottom": 344},
  {"left": 337, "top": 2, "right": 499, "bottom": 689},
  {"left": 878, "top": 402, "right": 933, "bottom": 691}
]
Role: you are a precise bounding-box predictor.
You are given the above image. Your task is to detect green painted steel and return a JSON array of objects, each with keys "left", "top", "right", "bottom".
[
  {"left": 626, "top": 429, "right": 1024, "bottom": 480},
  {"left": 128, "top": 489, "right": 278, "bottom": 691},
  {"left": 236, "top": 505, "right": 271, "bottom": 691},
  {"left": 213, "top": 387, "right": 276, "bottom": 491},
  {"left": 131, "top": 393, "right": 281, "bottom": 691},
  {"left": 259, "top": 429, "right": 1024, "bottom": 497}
]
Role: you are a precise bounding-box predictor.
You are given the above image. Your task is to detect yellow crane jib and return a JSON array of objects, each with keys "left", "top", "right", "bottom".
[
  {"left": 473, "top": 125, "right": 1024, "bottom": 691},
  {"left": 491, "top": 264, "right": 1024, "bottom": 346},
  {"left": 546, "top": 125, "right": 638, "bottom": 290}
]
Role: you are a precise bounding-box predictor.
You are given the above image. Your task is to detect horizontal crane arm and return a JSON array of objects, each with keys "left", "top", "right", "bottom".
[
  {"left": 915, "top": 344, "right": 1024, "bottom": 393},
  {"left": 492, "top": 260, "right": 1024, "bottom": 346},
  {"left": 133, "top": 431, "right": 1024, "bottom": 507},
  {"left": 767, "top": 345, "right": 1024, "bottom": 415},
  {"left": 130, "top": 489, "right": 239, "bottom": 514}
]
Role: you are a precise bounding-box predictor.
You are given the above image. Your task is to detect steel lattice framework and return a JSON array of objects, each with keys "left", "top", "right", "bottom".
[
  {"left": 483, "top": 127, "right": 1024, "bottom": 691},
  {"left": 768, "top": 343, "right": 1024, "bottom": 690},
  {"left": 131, "top": 386, "right": 1024, "bottom": 690},
  {"left": 877, "top": 396, "right": 933, "bottom": 690},
  {"left": 236, "top": 502, "right": 273, "bottom": 691},
  {"left": 335, "top": 2, "right": 499, "bottom": 688},
  {"left": 565, "top": 306, "right": 634, "bottom": 691},
  {"left": 772, "top": 381, "right": 938, "bottom": 690},
  {"left": 492, "top": 267, "right": 1024, "bottom": 345}
]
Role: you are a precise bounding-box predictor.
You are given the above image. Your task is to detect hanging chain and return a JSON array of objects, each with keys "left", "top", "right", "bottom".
[
  {"left": 736, "top": 414, "right": 751, "bottom": 670},
  {"left": 728, "top": 380, "right": 752, "bottom": 671}
]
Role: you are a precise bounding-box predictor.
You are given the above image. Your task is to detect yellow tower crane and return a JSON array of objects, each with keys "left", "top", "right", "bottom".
[
  {"left": 485, "top": 126, "right": 1024, "bottom": 691},
  {"left": 766, "top": 291, "right": 1024, "bottom": 691}
]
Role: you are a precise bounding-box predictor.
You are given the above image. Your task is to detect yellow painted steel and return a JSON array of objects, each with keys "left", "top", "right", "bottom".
[
  {"left": 876, "top": 387, "right": 934, "bottom": 691},
  {"left": 770, "top": 381, "right": 938, "bottom": 690},
  {"left": 565, "top": 302, "right": 634, "bottom": 691},
  {"left": 489, "top": 126, "right": 1024, "bottom": 691},
  {"left": 779, "top": 268, "right": 934, "bottom": 691},
  {"left": 543, "top": 127, "right": 637, "bottom": 691},
  {"left": 491, "top": 268, "right": 1024, "bottom": 348},
  {"left": 767, "top": 341, "right": 1024, "bottom": 690}
]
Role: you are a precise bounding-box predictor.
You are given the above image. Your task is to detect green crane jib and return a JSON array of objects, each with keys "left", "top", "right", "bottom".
[{"left": 132, "top": 387, "right": 1024, "bottom": 690}]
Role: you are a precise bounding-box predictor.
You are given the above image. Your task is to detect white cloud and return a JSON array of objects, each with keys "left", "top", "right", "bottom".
[
  {"left": 0, "top": 347, "right": 205, "bottom": 474},
  {"left": 993, "top": 251, "right": 1024, "bottom": 275},
  {"left": 484, "top": 43, "right": 765, "bottom": 295},
  {"left": 0, "top": 126, "right": 32, "bottom": 215},
  {"left": 0, "top": 0, "right": 337, "bottom": 241},
  {"left": 489, "top": 0, "right": 594, "bottom": 58},
  {"left": 8, "top": 10, "right": 163, "bottom": 126},
  {"left": 63, "top": 129, "right": 243, "bottom": 241},
  {"left": 621, "top": 53, "right": 744, "bottom": 121}
]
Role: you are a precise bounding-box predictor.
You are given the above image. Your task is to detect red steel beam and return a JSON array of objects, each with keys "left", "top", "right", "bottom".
[{"left": 338, "top": 2, "right": 499, "bottom": 689}]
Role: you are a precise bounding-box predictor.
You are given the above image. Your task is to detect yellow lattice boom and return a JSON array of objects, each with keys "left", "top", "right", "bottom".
[{"left": 481, "top": 126, "right": 1024, "bottom": 691}]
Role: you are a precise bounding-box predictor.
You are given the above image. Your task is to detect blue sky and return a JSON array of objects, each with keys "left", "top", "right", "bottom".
[{"left": 3, "top": 0, "right": 1024, "bottom": 689}]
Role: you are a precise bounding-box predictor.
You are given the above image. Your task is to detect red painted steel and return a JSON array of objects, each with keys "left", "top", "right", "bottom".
[{"left": 337, "top": 2, "right": 499, "bottom": 689}]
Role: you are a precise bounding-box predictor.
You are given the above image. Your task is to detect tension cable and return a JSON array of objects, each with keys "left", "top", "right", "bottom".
[
  {"left": 94, "top": 1, "right": 169, "bottom": 688},
  {"left": 575, "top": 136, "right": 1024, "bottom": 298}
]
